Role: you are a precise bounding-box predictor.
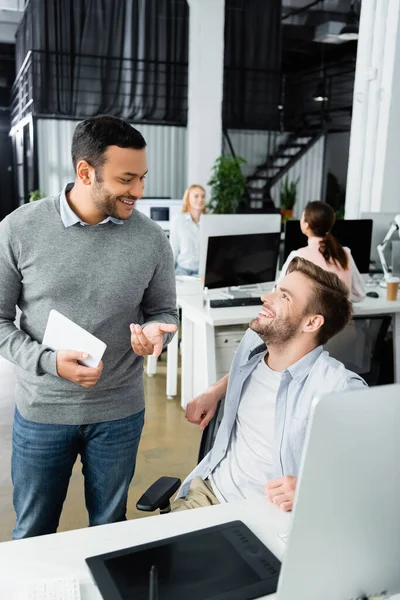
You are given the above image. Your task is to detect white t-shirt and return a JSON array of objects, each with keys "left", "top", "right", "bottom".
[{"left": 210, "top": 354, "right": 282, "bottom": 503}]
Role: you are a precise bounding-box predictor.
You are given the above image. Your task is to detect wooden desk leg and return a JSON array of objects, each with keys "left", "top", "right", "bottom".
[
  {"left": 166, "top": 333, "right": 178, "bottom": 399},
  {"left": 146, "top": 355, "right": 157, "bottom": 377},
  {"left": 181, "top": 314, "right": 194, "bottom": 409},
  {"left": 393, "top": 312, "right": 400, "bottom": 383}
]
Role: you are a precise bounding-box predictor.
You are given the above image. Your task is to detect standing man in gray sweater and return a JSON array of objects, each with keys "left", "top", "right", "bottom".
[{"left": 0, "top": 115, "right": 179, "bottom": 539}]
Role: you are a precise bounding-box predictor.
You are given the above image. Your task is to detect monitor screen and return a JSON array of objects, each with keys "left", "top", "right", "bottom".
[
  {"left": 204, "top": 232, "right": 281, "bottom": 289},
  {"left": 283, "top": 219, "right": 373, "bottom": 273},
  {"left": 199, "top": 214, "right": 282, "bottom": 279},
  {"left": 150, "top": 207, "right": 169, "bottom": 221}
]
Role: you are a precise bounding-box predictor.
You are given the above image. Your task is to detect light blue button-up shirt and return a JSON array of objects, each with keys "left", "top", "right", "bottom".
[
  {"left": 178, "top": 328, "right": 367, "bottom": 499},
  {"left": 59, "top": 183, "right": 124, "bottom": 227}
]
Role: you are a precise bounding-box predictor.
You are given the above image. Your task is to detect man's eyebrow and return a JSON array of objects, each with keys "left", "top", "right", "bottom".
[
  {"left": 121, "top": 170, "right": 148, "bottom": 177},
  {"left": 277, "top": 285, "right": 293, "bottom": 297}
]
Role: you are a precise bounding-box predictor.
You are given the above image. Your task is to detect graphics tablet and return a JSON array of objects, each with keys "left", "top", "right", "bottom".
[{"left": 86, "top": 520, "right": 281, "bottom": 600}]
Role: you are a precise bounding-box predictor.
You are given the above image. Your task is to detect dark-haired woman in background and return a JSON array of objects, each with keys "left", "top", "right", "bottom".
[{"left": 279, "top": 201, "right": 365, "bottom": 302}]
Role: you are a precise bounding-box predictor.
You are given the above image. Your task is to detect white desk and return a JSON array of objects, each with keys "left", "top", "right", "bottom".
[
  {"left": 0, "top": 497, "right": 289, "bottom": 599},
  {"left": 178, "top": 286, "right": 400, "bottom": 408}
]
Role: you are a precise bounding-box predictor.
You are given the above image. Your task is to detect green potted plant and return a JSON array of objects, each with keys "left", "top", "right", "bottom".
[
  {"left": 29, "top": 189, "right": 44, "bottom": 202},
  {"left": 207, "top": 154, "right": 246, "bottom": 214},
  {"left": 280, "top": 176, "right": 299, "bottom": 223}
]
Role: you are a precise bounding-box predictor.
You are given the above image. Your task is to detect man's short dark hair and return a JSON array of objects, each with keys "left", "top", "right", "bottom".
[
  {"left": 286, "top": 257, "right": 352, "bottom": 345},
  {"left": 71, "top": 115, "right": 146, "bottom": 173}
]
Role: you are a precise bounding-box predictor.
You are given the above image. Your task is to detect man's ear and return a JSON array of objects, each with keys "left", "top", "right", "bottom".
[
  {"left": 302, "top": 314, "right": 324, "bottom": 335},
  {"left": 76, "top": 160, "right": 93, "bottom": 186}
]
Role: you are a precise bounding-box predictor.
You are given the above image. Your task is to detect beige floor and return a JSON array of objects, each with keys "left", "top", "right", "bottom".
[{"left": 0, "top": 356, "right": 201, "bottom": 542}]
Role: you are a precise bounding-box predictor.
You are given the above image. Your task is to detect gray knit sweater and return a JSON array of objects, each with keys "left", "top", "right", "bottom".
[{"left": 0, "top": 193, "right": 178, "bottom": 424}]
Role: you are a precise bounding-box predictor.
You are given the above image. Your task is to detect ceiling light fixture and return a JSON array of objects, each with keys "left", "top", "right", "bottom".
[{"left": 313, "top": 79, "right": 328, "bottom": 102}]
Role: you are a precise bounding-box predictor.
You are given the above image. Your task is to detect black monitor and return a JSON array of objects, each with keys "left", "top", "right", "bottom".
[
  {"left": 283, "top": 219, "right": 373, "bottom": 274},
  {"left": 150, "top": 207, "right": 169, "bottom": 221},
  {"left": 204, "top": 232, "right": 281, "bottom": 289}
]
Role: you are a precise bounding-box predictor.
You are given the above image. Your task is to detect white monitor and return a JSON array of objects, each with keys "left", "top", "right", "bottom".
[
  {"left": 361, "top": 211, "right": 398, "bottom": 269},
  {"left": 277, "top": 384, "right": 400, "bottom": 600},
  {"left": 135, "top": 199, "right": 183, "bottom": 231},
  {"left": 199, "top": 214, "right": 282, "bottom": 280}
]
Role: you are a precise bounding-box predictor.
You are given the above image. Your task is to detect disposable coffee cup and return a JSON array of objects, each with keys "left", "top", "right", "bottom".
[{"left": 386, "top": 277, "right": 400, "bottom": 301}]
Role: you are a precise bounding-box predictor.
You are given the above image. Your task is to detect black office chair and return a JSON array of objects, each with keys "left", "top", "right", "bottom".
[
  {"left": 136, "top": 401, "right": 225, "bottom": 514},
  {"left": 324, "top": 315, "right": 392, "bottom": 386}
]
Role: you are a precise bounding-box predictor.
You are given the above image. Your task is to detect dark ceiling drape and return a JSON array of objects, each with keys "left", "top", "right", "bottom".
[
  {"left": 223, "top": 0, "right": 282, "bottom": 130},
  {"left": 15, "top": 0, "right": 282, "bottom": 128},
  {"left": 15, "top": 0, "right": 189, "bottom": 123}
]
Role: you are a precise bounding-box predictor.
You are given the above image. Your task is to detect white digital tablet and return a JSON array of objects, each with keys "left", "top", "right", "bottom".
[{"left": 42, "top": 309, "right": 107, "bottom": 368}]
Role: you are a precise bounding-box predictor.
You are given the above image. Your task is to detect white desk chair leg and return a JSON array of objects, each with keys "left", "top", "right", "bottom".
[
  {"left": 166, "top": 333, "right": 178, "bottom": 399},
  {"left": 146, "top": 355, "right": 157, "bottom": 377}
]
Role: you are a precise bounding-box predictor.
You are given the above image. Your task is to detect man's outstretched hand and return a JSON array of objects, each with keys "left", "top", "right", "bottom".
[{"left": 130, "top": 322, "right": 178, "bottom": 358}]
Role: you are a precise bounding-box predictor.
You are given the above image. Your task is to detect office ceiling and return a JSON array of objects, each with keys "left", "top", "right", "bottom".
[{"left": 281, "top": 0, "right": 360, "bottom": 72}]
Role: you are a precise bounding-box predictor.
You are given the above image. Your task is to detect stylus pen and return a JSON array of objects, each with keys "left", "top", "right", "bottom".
[{"left": 149, "top": 564, "right": 159, "bottom": 600}]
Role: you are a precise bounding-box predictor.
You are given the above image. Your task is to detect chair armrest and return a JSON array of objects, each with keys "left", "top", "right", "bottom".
[{"left": 136, "top": 476, "right": 181, "bottom": 512}]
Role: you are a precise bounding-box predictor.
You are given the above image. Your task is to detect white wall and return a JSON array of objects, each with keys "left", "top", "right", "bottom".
[
  {"left": 187, "top": 0, "right": 224, "bottom": 195},
  {"left": 346, "top": 0, "right": 400, "bottom": 217},
  {"left": 375, "top": 2, "right": 400, "bottom": 214},
  {"left": 37, "top": 119, "right": 187, "bottom": 199}
]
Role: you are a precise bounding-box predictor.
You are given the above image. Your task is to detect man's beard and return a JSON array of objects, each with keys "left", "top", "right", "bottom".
[
  {"left": 249, "top": 313, "right": 303, "bottom": 347},
  {"left": 91, "top": 175, "right": 136, "bottom": 221}
]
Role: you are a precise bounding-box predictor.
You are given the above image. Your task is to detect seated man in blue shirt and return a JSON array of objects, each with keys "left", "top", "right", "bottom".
[{"left": 173, "top": 257, "right": 367, "bottom": 512}]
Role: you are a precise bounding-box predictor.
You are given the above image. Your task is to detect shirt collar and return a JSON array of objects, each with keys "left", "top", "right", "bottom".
[
  {"left": 245, "top": 338, "right": 323, "bottom": 383},
  {"left": 59, "top": 183, "right": 124, "bottom": 228},
  {"left": 285, "top": 345, "right": 324, "bottom": 383},
  {"left": 184, "top": 212, "right": 200, "bottom": 225}
]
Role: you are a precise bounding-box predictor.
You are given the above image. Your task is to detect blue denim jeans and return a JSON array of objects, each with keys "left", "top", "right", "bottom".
[{"left": 11, "top": 407, "right": 145, "bottom": 539}]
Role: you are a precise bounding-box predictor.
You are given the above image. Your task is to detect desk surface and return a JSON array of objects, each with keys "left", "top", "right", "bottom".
[
  {"left": 0, "top": 497, "right": 289, "bottom": 600},
  {"left": 179, "top": 285, "right": 400, "bottom": 327}
]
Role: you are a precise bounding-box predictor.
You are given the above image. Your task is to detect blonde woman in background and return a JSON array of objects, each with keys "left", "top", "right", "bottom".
[{"left": 170, "top": 184, "right": 206, "bottom": 276}]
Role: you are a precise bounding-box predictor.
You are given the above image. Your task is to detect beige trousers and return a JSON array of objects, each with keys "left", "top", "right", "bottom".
[{"left": 171, "top": 476, "right": 220, "bottom": 511}]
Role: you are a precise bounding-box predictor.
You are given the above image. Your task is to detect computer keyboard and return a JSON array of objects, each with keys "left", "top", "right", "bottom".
[
  {"left": 209, "top": 297, "right": 263, "bottom": 308},
  {"left": 23, "top": 577, "right": 81, "bottom": 600}
]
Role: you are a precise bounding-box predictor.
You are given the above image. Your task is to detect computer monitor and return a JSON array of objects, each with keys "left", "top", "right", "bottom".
[
  {"left": 135, "top": 199, "right": 183, "bottom": 231},
  {"left": 204, "top": 232, "right": 281, "bottom": 289},
  {"left": 277, "top": 384, "right": 400, "bottom": 600},
  {"left": 283, "top": 219, "right": 373, "bottom": 273},
  {"left": 199, "top": 214, "right": 282, "bottom": 280}
]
